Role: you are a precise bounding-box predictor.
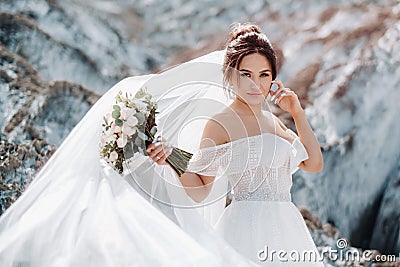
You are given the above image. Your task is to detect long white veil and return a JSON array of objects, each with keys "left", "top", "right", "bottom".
[
  {"left": 0, "top": 50, "right": 258, "bottom": 266},
  {"left": 125, "top": 51, "right": 233, "bottom": 224}
]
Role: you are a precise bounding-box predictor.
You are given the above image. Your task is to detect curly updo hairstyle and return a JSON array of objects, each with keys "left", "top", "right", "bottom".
[{"left": 223, "top": 22, "right": 277, "bottom": 93}]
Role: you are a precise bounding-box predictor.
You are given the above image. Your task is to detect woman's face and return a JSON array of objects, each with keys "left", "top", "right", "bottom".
[{"left": 231, "top": 53, "right": 273, "bottom": 106}]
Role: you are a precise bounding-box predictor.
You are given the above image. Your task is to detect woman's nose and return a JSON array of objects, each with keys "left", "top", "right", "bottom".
[{"left": 250, "top": 77, "right": 261, "bottom": 89}]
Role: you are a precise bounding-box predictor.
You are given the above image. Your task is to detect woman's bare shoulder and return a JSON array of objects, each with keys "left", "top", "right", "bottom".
[
  {"left": 263, "top": 110, "right": 296, "bottom": 143},
  {"left": 213, "top": 109, "right": 235, "bottom": 121},
  {"left": 264, "top": 111, "right": 287, "bottom": 131},
  {"left": 200, "top": 112, "right": 232, "bottom": 148}
]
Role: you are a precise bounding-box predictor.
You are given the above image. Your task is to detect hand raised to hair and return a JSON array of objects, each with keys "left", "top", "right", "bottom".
[{"left": 269, "top": 80, "right": 303, "bottom": 116}]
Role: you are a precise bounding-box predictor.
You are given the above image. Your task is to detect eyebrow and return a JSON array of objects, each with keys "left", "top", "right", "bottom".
[{"left": 239, "top": 68, "right": 272, "bottom": 73}]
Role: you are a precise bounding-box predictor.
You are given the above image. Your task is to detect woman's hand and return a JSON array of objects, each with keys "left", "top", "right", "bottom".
[
  {"left": 269, "top": 80, "right": 303, "bottom": 116},
  {"left": 146, "top": 136, "right": 172, "bottom": 165}
]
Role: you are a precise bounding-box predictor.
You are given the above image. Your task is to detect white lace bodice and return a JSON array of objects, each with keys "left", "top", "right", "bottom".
[{"left": 187, "top": 129, "right": 309, "bottom": 202}]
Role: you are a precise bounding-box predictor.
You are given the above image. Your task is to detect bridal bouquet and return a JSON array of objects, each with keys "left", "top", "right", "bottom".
[{"left": 100, "top": 89, "right": 192, "bottom": 176}]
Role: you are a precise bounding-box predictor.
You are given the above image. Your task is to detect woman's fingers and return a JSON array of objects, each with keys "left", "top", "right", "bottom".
[
  {"left": 146, "top": 136, "right": 165, "bottom": 153},
  {"left": 269, "top": 80, "right": 284, "bottom": 100},
  {"left": 269, "top": 82, "right": 301, "bottom": 113},
  {"left": 153, "top": 146, "right": 172, "bottom": 165},
  {"left": 148, "top": 144, "right": 163, "bottom": 156},
  {"left": 146, "top": 137, "right": 172, "bottom": 165},
  {"left": 271, "top": 87, "right": 293, "bottom": 104},
  {"left": 270, "top": 88, "right": 285, "bottom": 102},
  {"left": 153, "top": 145, "right": 172, "bottom": 159},
  {"left": 275, "top": 91, "right": 288, "bottom": 104},
  {"left": 146, "top": 143, "right": 158, "bottom": 154},
  {"left": 155, "top": 152, "right": 169, "bottom": 165},
  {"left": 148, "top": 146, "right": 166, "bottom": 163}
]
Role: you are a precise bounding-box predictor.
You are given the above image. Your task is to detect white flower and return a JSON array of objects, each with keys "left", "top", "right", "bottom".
[
  {"left": 100, "top": 134, "right": 107, "bottom": 147},
  {"left": 110, "top": 122, "right": 116, "bottom": 132},
  {"left": 122, "top": 124, "right": 136, "bottom": 136},
  {"left": 109, "top": 151, "right": 118, "bottom": 162},
  {"left": 125, "top": 116, "right": 138, "bottom": 127},
  {"left": 105, "top": 128, "right": 116, "bottom": 143},
  {"left": 133, "top": 100, "right": 148, "bottom": 113},
  {"left": 120, "top": 107, "right": 135, "bottom": 120},
  {"left": 105, "top": 126, "right": 114, "bottom": 135},
  {"left": 114, "top": 125, "right": 122, "bottom": 134},
  {"left": 117, "top": 134, "right": 128, "bottom": 148},
  {"left": 106, "top": 135, "right": 116, "bottom": 143},
  {"left": 109, "top": 122, "right": 122, "bottom": 135}
]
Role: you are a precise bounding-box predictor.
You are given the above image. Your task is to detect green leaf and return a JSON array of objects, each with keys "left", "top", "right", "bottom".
[
  {"left": 134, "top": 136, "right": 142, "bottom": 146},
  {"left": 113, "top": 105, "right": 121, "bottom": 112},
  {"left": 115, "top": 119, "right": 123, "bottom": 126},
  {"left": 135, "top": 112, "right": 145, "bottom": 124},
  {"left": 150, "top": 126, "right": 157, "bottom": 135},
  {"left": 112, "top": 110, "right": 120, "bottom": 119},
  {"left": 137, "top": 130, "right": 148, "bottom": 141},
  {"left": 135, "top": 89, "right": 145, "bottom": 99},
  {"left": 115, "top": 91, "right": 122, "bottom": 102},
  {"left": 138, "top": 147, "right": 144, "bottom": 155}
]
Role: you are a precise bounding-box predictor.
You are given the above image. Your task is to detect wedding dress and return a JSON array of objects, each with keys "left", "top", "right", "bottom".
[
  {"left": 0, "top": 50, "right": 323, "bottom": 266},
  {"left": 187, "top": 130, "right": 324, "bottom": 266}
]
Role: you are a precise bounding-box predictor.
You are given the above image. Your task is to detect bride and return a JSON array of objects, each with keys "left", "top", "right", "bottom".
[
  {"left": 147, "top": 23, "right": 324, "bottom": 266},
  {"left": 0, "top": 22, "right": 324, "bottom": 266}
]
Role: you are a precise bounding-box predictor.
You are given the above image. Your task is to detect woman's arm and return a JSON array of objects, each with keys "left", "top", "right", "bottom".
[
  {"left": 290, "top": 109, "right": 323, "bottom": 172},
  {"left": 270, "top": 80, "right": 323, "bottom": 172},
  {"left": 147, "top": 118, "right": 228, "bottom": 203},
  {"left": 274, "top": 112, "right": 323, "bottom": 172},
  {"left": 173, "top": 172, "right": 214, "bottom": 203}
]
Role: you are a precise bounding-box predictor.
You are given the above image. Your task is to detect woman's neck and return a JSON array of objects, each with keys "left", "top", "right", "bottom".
[{"left": 231, "top": 97, "right": 263, "bottom": 117}]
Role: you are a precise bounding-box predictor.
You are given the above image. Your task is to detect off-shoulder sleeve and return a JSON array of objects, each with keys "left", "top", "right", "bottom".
[
  {"left": 186, "top": 145, "right": 231, "bottom": 177},
  {"left": 286, "top": 129, "right": 309, "bottom": 174}
]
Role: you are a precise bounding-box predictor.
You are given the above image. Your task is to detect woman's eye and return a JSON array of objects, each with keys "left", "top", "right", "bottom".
[
  {"left": 260, "top": 73, "right": 270, "bottom": 77},
  {"left": 240, "top": 73, "right": 250, "bottom": 77}
]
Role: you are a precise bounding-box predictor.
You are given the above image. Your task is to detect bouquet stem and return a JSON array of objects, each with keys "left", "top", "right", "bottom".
[
  {"left": 145, "top": 136, "right": 193, "bottom": 177},
  {"left": 165, "top": 147, "right": 193, "bottom": 177}
]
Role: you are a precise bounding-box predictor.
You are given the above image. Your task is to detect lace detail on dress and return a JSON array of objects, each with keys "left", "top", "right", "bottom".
[
  {"left": 186, "top": 145, "right": 230, "bottom": 176},
  {"left": 286, "top": 129, "right": 309, "bottom": 175},
  {"left": 231, "top": 164, "right": 294, "bottom": 201},
  {"left": 186, "top": 129, "right": 309, "bottom": 202}
]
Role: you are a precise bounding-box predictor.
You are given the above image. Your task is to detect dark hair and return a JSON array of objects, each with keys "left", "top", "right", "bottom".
[{"left": 223, "top": 22, "right": 277, "bottom": 92}]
